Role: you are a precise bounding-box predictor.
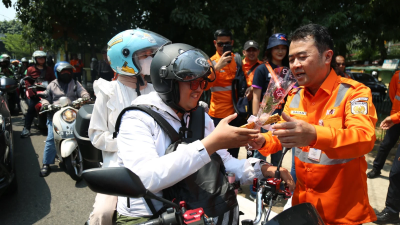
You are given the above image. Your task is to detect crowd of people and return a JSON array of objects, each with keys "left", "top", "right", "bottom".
[{"left": 1, "top": 23, "right": 399, "bottom": 225}]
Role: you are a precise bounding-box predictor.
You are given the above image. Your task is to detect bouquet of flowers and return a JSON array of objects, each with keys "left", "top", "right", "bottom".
[{"left": 242, "top": 63, "right": 296, "bottom": 130}]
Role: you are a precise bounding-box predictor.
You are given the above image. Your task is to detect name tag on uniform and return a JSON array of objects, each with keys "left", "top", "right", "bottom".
[{"left": 308, "top": 148, "right": 322, "bottom": 162}]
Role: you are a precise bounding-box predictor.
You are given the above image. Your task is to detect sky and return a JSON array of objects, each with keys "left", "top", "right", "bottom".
[{"left": 0, "top": 1, "right": 17, "bottom": 21}]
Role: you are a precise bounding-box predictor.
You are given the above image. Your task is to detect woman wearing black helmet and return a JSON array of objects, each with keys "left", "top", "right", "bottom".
[{"left": 115, "top": 43, "right": 295, "bottom": 224}]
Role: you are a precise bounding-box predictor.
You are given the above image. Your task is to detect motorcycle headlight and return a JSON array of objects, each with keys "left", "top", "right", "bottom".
[{"left": 62, "top": 109, "right": 77, "bottom": 123}]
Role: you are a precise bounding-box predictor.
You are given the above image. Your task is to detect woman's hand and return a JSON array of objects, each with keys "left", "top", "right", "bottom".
[{"left": 261, "top": 165, "right": 295, "bottom": 192}]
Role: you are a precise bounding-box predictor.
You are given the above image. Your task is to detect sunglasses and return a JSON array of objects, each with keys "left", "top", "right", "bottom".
[
  {"left": 337, "top": 63, "right": 345, "bottom": 66},
  {"left": 189, "top": 79, "right": 208, "bottom": 91},
  {"left": 216, "top": 41, "right": 232, "bottom": 47}
]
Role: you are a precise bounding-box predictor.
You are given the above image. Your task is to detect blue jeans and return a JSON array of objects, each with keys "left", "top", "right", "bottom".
[
  {"left": 291, "top": 148, "right": 297, "bottom": 184},
  {"left": 43, "top": 119, "right": 56, "bottom": 165}
]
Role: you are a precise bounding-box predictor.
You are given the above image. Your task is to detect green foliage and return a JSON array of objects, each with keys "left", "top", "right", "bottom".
[
  {"left": 0, "top": 33, "right": 31, "bottom": 58},
  {"left": 0, "top": 19, "right": 23, "bottom": 34},
  {"left": 1, "top": 0, "right": 399, "bottom": 62}
]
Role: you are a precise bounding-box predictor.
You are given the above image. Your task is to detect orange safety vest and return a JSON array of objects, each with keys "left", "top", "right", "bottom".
[
  {"left": 242, "top": 58, "right": 262, "bottom": 87},
  {"left": 259, "top": 69, "right": 377, "bottom": 225},
  {"left": 70, "top": 59, "right": 84, "bottom": 73},
  {"left": 389, "top": 71, "right": 400, "bottom": 115},
  {"left": 208, "top": 52, "right": 237, "bottom": 119}
]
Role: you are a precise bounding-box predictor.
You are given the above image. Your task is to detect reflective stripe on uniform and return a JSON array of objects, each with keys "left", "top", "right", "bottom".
[
  {"left": 395, "top": 95, "right": 400, "bottom": 101},
  {"left": 211, "top": 86, "right": 231, "bottom": 92},
  {"left": 289, "top": 89, "right": 302, "bottom": 108},
  {"left": 295, "top": 148, "right": 354, "bottom": 165},
  {"left": 212, "top": 60, "right": 217, "bottom": 66},
  {"left": 334, "top": 83, "right": 351, "bottom": 107}
]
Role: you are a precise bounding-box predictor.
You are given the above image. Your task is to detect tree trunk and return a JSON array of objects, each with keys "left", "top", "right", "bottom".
[{"left": 378, "top": 38, "right": 387, "bottom": 62}]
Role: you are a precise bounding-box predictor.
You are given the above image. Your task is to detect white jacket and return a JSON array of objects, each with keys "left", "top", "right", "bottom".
[
  {"left": 117, "top": 91, "right": 266, "bottom": 218},
  {"left": 88, "top": 78, "right": 154, "bottom": 168}
]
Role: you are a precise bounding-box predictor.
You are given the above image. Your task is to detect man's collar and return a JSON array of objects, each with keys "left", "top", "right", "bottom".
[
  {"left": 243, "top": 58, "right": 262, "bottom": 66},
  {"left": 318, "top": 68, "right": 339, "bottom": 95}
]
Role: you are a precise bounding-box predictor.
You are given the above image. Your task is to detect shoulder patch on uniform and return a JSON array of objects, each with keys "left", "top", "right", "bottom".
[{"left": 351, "top": 101, "right": 368, "bottom": 115}]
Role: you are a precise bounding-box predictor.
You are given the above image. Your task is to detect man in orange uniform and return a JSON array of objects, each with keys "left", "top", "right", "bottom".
[
  {"left": 70, "top": 53, "right": 84, "bottom": 83},
  {"left": 367, "top": 70, "right": 400, "bottom": 179},
  {"left": 208, "top": 29, "right": 241, "bottom": 158},
  {"left": 249, "top": 24, "right": 377, "bottom": 225},
  {"left": 242, "top": 40, "right": 263, "bottom": 101}
]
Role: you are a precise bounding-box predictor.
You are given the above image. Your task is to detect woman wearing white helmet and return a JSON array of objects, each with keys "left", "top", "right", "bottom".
[{"left": 87, "top": 29, "right": 171, "bottom": 225}]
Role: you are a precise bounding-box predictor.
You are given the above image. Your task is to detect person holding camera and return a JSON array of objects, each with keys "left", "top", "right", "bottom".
[{"left": 207, "top": 29, "right": 241, "bottom": 158}]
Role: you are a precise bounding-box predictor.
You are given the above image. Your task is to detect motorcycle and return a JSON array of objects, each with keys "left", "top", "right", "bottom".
[
  {"left": 82, "top": 148, "right": 325, "bottom": 225},
  {"left": 40, "top": 97, "right": 91, "bottom": 181},
  {"left": 74, "top": 103, "right": 103, "bottom": 168},
  {"left": 22, "top": 76, "right": 48, "bottom": 130}
]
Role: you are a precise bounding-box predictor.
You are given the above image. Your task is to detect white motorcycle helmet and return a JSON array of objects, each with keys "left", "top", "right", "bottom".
[{"left": 32, "top": 50, "right": 47, "bottom": 64}]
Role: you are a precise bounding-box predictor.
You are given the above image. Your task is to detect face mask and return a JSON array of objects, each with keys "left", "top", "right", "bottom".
[
  {"left": 139, "top": 56, "right": 153, "bottom": 76},
  {"left": 58, "top": 73, "right": 72, "bottom": 83}
]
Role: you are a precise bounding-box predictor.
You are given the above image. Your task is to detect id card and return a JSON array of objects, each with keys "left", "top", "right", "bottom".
[{"left": 308, "top": 148, "right": 322, "bottom": 162}]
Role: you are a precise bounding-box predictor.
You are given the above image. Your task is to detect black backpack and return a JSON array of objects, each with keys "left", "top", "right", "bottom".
[
  {"left": 113, "top": 104, "right": 237, "bottom": 218},
  {"left": 231, "top": 54, "right": 259, "bottom": 120}
]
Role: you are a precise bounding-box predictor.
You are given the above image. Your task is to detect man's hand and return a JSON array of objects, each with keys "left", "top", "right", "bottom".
[
  {"left": 261, "top": 165, "right": 295, "bottom": 192},
  {"left": 214, "top": 51, "right": 232, "bottom": 71},
  {"left": 202, "top": 113, "right": 259, "bottom": 155},
  {"left": 271, "top": 112, "right": 317, "bottom": 148},
  {"left": 380, "top": 116, "right": 395, "bottom": 130}
]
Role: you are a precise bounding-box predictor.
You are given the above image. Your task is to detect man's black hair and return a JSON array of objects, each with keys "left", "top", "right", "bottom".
[
  {"left": 291, "top": 24, "right": 335, "bottom": 68},
  {"left": 214, "top": 29, "right": 233, "bottom": 40},
  {"left": 290, "top": 24, "right": 334, "bottom": 55}
]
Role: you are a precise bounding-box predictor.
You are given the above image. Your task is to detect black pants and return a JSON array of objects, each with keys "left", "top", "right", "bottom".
[
  {"left": 386, "top": 143, "right": 400, "bottom": 213},
  {"left": 73, "top": 72, "right": 82, "bottom": 83},
  {"left": 24, "top": 97, "right": 40, "bottom": 130},
  {"left": 373, "top": 123, "right": 400, "bottom": 171},
  {"left": 211, "top": 116, "right": 245, "bottom": 158}
]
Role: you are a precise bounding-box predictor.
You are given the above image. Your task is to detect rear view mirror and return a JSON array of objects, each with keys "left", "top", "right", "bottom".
[
  {"left": 0, "top": 77, "right": 17, "bottom": 93},
  {"left": 82, "top": 167, "right": 147, "bottom": 198}
]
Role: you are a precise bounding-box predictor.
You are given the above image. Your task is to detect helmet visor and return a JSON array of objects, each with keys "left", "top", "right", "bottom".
[{"left": 171, "top": 49, "right": 216, "bottom": 82}]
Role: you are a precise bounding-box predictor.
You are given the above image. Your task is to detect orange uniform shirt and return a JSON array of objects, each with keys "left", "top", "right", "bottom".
[
  {"left": 208, "top": 52, "right": 237, "bottom": 119},
  {"left": 259, "top": 69, "right": 377, "bottom": 225},
  {"left": 389, "top": 71, "right": 400, "bottom": 116},
  {"left": 70, "top": 59, "right": 84, "bottom": 73},
  {"left": 242, "top": 58, "right": 262, "bottom": 87}
]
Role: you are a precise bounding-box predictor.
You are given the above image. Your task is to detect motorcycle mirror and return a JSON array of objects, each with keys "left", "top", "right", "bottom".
[
  {"left": 83, "top": 167, "right": 180, "bottom": 209},
  {"left": 265, "top": 203, "right": 325, "bottom": 225},
  {"left": 59, "top": 96, "right": 69, "bottom": 107},
  {"left": 82, "top": 167, "right": 148, "bottom": 198},
  {"left": 0, "top": 77, "right": 18, "bottom": 93}
]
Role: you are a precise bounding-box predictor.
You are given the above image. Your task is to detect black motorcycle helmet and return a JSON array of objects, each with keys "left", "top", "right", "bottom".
[
  {"left": 150, "top": 43, "right": 216, "bottom": 114},
  {"left": 0, "top": 57, "right": 10, "bottom": 68}
]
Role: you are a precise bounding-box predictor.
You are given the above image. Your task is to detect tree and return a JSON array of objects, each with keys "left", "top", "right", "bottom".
[{"left": 0, "top": 33, "right": 31, "bottom": 58}]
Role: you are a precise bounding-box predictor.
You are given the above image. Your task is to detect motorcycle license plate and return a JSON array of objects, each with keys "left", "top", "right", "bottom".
[{"left": 60, "top": 130, "right": 74, "bottom": 138}]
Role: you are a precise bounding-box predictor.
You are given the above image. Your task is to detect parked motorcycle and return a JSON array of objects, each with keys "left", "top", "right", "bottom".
[
  {"left": 40, "top": 96, "right": 91, "bottom": 181},
  {"left": 82, "top": 148, "right": 325, "bottom": 225}
]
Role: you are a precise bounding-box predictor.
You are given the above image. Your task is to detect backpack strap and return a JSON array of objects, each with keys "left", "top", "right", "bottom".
[
  {"left": 247, "top": 62, "right": 260, "bottom": 76},
  {"left": 234, "top": 53, "right": 242, "bottom": 72},
  {"left": 113, "top": 105, "right": 180, "bottom": 142},
  {"left": 185, "top": 106, "right": 205, "bottom": 142}
]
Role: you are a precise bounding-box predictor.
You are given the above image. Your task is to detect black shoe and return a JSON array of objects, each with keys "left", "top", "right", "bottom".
[
  {"left": 367, "top": 168, "right": 381, "bottom": 179},
  {"left": 374, "top": 207, "right": 400, "bottom": 224},
  {"left": 39, "top": 164, "right": 51, "bottom": 177}
]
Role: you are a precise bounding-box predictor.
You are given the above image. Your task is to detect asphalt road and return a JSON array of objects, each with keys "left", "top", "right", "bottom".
[{"left": 0, "top": 115, "right": 96, "bottom": 225}]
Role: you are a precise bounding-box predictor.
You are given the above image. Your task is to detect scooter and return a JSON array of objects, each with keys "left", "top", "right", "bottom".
[
  {"left": 82, "top": 148, "right": 325, "bottom": 225},
  {"left": 40, "top": 97, "right": 91, "bottom": 181}
]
